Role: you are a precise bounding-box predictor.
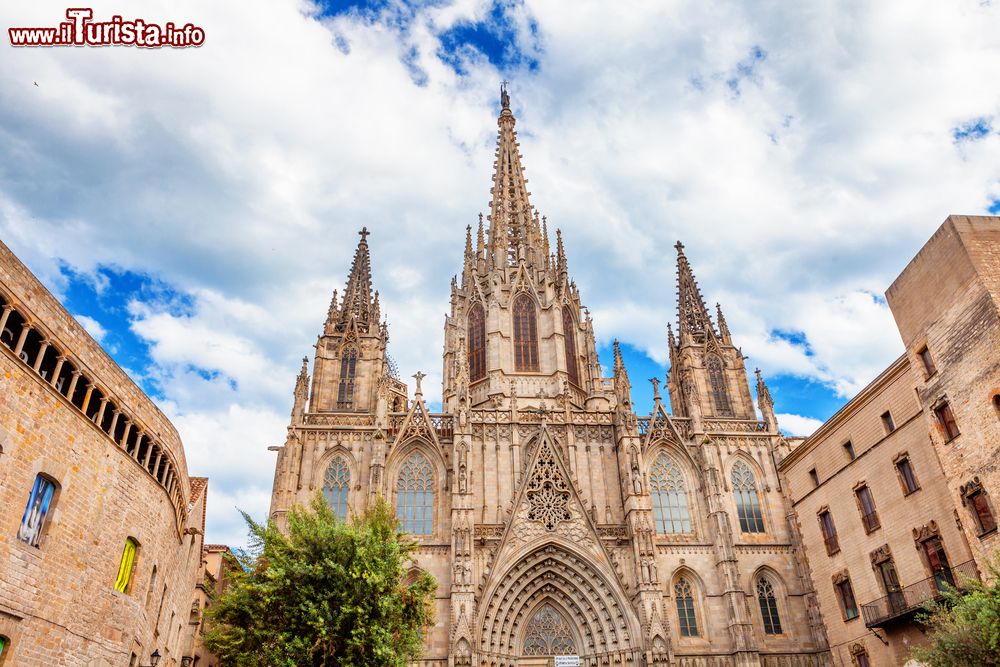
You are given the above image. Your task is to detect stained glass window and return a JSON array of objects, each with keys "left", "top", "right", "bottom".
[
  {"left": 513, "top": 294, "right": 539, "bottom": 372},
  {"left": 337, "top": 346, "right": 358, "bottom": 409},
  {"left": 732, "top": 461, "right": 765, "bottom": 533},
  {"left": 757, "top": 577, "right": 783, "bottom": 635},
  {"left": 397, "top": 452, "right": 434, "bottom": 535},
  {"left": 650, "top": 453, "right": 692, "bottom": 534},
  {"left": 675, "top": 578, "right": 699, "bottom": 636},
  {"left": 468, "top": 303, "right": 486, "bottom": 382},
  {"left": 18, "top": 474, "right": 56, "bottom": 547},
  {"left": 708, "top": 355, "right": 732, "bottom": 416},
  {"left": 522, "top": 604, "right": 576, "bottom": 655},
  {"left": 324, "top": 457, "right": 351, "bottom": 520},
  {"left": 562, "top": 307, "right": 579, "bottom": 386}
]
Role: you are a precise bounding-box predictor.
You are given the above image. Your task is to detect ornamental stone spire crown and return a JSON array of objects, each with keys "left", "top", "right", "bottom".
[
  {"left": 487, "top": 84, "right": 547, "bottom": 269},
  {"left": 674, "top": 241, "right": 715, "bottom": 340},
  {"left": 330, "top": 227, "right": 376, "bottom": 332}
]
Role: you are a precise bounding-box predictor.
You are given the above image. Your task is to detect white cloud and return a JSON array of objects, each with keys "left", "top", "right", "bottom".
[
  {"left": 2, "top": 0, "right": 999, "bottom": 547},
  {"left": 73, "top": 313, "right": 107, "bottom": 342},
  {"left": 776, "top": 413, "right": 825, "bottom": 438}
]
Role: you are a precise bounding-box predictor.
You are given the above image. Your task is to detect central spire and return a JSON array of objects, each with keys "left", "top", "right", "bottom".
[{"left": 487, "top": 83, "right": 546, "bottom": 268}]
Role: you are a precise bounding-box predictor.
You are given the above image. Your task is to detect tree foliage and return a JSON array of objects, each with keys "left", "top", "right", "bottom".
[
  {"left": 910, "top": 557, "right": 1000, "bottom": 667},
  {"left": 202, "top": 495, "right": 436, "bottom": 667}
]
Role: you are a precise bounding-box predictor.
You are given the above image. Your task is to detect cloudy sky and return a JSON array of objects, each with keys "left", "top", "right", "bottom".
[{"left": 2, "top": 0, "right": 999, "bottom": 547}]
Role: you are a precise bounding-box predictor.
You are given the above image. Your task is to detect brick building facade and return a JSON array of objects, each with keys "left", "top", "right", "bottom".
[
  {"left": 0, "top": 240, "right": 208, "bottom": 667},
  {"left": 780, "top": 215, "right": 1000, "bottom": 667}
]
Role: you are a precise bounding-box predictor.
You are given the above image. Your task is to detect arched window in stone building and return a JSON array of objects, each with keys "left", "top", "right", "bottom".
[
  {"left": 323, "top": 456, "right": 351, "bottom": 521},
  {"left": 468, "top": 303, "right": 486, "bottom": 382},
  {"left": 756, "top": 576, "right": 783, "bottom": 634},
  {"left": 337, "top": 346, "right": 358, "bottom": 409},
  {"left": 512, "top": 294, "right": 539, "bottom": 372},
  {"left": 522, "top": 604, "right": 576, "bottom": 655},
  {"left": 731, "top": 460, "right": 765, "bottom": 533},
  {"left": 674, "top": 577, "right": 699, "bottom": 636},
  {"left": 650, "top": 453, "right": 692, "bottom": 534},
  {"left": 707, "top": 355, "right": 733, "bottom": 417},
  {"left": 562, "top": 307, "right": 580, "bottom": 386},
  {"left": 396, "top": 452, "right": 434, "bottom": 535}
]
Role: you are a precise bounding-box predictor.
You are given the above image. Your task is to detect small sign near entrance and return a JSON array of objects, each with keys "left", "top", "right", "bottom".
[{"left": 554, "top": 657, "right": 581, "bottom": 667}]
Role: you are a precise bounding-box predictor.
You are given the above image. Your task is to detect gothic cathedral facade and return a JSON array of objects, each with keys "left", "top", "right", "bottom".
[{"left": 268, "top": 90, "right": 832, "bottom": 667}]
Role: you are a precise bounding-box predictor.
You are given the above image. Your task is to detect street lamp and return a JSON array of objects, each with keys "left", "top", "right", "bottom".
[{"left": 141, "top": 650, "right": 161, "bottom": 667}]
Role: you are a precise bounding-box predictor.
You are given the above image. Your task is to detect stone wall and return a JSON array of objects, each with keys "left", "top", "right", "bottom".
[{"left": 0, "top": 241, "right": 206, "bottom": 667}]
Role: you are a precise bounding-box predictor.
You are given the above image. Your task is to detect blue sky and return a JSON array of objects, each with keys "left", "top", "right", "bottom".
[{"left": 2, "top": 0, "right": 1000, "bottom": 547}]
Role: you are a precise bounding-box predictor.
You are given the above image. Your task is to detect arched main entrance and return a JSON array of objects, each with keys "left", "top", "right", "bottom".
[{"left": 476, "top": 542, "right": 642, "bottom": 666}]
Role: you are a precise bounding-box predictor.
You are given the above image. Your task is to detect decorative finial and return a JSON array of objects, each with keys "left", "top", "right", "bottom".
[
  {"left": 359, "top": 227, "right": 370, "bottom": 241},
  {"left": 413, "top": 371, "right": 426, "bottom": 395},
  {"left": 649, "top": 377, "right": 661, "bottom": 400},
  {"left": 500, "top": 80, "right": 510, "bottom": 110}
]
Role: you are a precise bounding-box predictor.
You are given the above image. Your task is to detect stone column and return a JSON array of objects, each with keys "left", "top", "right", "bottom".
[{"left": 32, "top": 339, "right": 50, "bottom": 373}]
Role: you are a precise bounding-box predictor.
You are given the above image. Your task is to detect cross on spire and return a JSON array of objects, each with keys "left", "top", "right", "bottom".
[
  {"left": 412, "top": 371, "right": 426, "bottom": 395},
  {"left": 359, "top": 227, "right": 370, "bottom": 241}
]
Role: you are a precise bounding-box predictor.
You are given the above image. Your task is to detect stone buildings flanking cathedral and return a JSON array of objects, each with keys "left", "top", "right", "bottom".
[{"left": 268, "top": 89, "right": 832, "bottom": 667}]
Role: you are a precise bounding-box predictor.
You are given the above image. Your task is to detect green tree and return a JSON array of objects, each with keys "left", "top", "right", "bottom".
[
  {"left": 202, "top": 495, "right": 436, "bottom": 667},
  {"left": 910, "top": 558, "right": 1000, "bottom": 667}
]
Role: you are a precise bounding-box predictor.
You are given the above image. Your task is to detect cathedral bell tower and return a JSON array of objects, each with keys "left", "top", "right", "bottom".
[
  {"left": 442, "top": 85, "right": 602, "bottom": 413},
  {"left": 303, "top": 228, "right": 406, "bottom": 416},
  {"left": 665, "top": 242, "right": 757, "bottom": 422}
]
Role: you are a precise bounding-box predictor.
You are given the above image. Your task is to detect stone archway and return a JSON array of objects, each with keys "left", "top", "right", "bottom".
[{"left": 477, "top": 542, "right": 642, "bottom": 666}]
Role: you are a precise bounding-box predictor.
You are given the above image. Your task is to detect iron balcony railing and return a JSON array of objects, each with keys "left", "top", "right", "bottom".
[{"left": 861, "top": 560, "right": 979, "bottom": 628}]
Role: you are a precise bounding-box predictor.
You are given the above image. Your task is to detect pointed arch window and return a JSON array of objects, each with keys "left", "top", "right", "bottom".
[
  {"left": 513, "top": 294, "right": 539, "bottom": 372},
  {"left": 756, "top": 576, "right": 783, "bottom": 634},
  {"left": 323, "top": 456, "right": 351, "bottom": 520},
  {"left": 468, "top": 303, "right": 486, "bottom": 382},
  {"left": 337, "top": 346, "right": 358, "bottom": 409},
  {"left": 562, "top": 307, "right": 580, "bottom": 386},
  {"left": 650, "top": 453, "right": 692, "bottom": 534},
  {"left": 675, "top": 577, "right": 699, "bottom": 637},
  {"left": 708, "top": 355, "right": 732, "bottom": 417},
  {"left": 732, "top": 460, "right": 765, "bottom": 533},
  {"left": 523, "top": 604, "right": 576, "bottom": 655},
  {"left": 396, "top": 452, "right": 434, "bottom": 535}
]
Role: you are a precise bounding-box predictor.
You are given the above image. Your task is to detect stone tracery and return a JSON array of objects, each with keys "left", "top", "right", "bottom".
[{"left": 525, "top": 439, "right": 572, "bottom": 531}]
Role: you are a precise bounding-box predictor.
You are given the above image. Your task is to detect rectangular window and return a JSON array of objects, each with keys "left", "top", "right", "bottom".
[
  {"left": 881, "top": 411, "right": 895, "bottom": 434},
  {"left": 18, "top": 475, "right": 57, "bottom": 547},
  {"left": 918, "top": 346, "right": 937, "bottom": 377},
  {"left": 809, "top": 469, "right": 819, "bottom": 487},
  {"left": 855, "top": 650, "right": 871, "bottom": 667},
  {"left": 115, "top": 538, "right": 139, "bottom": 593},
  {"left": 896, "top": 457, "right": 920, "bottom": 494},
  {"left": 968, "top": 490, "right": 997, "bottom": 535},
  {"left": 836, "top": 578, "right": 859, "bottom": 620},
  {"left": 935, "top": 402, "right": 960, "bottom": 441},
  {"left": 843, "top": 441, "right": 856, "bottom": 461},
  {"left": 819, "top": 511, "right": 839, "bottom": 555},
  {"left": 855, "top": 485, "right": 880, "bottom": 532}
]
